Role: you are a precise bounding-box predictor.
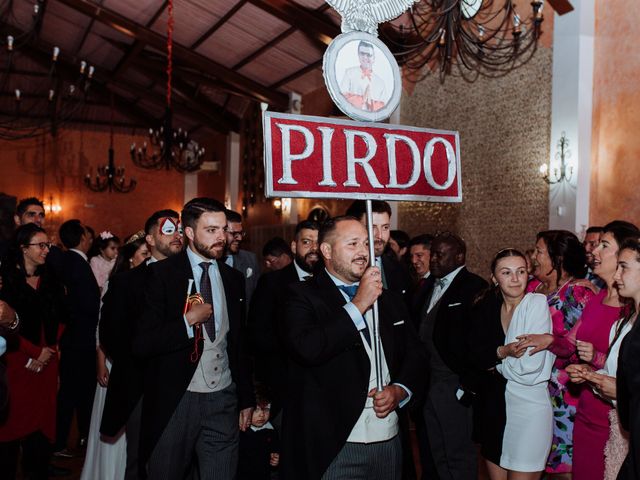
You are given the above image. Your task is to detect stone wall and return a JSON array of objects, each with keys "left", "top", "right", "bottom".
[{"left": 398, "top": 48, "right": 552, "bottom": 277}]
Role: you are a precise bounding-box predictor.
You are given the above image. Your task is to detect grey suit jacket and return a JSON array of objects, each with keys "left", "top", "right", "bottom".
[{"left": 230, "top": 249, "right": 260, "bottom": 309}]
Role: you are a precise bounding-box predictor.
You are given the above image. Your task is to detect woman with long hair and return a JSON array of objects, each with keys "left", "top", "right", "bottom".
[
  {"left": 0, "top": 224, "right": 65, "bottom": 479},
  {"left": 470, "top": 248, "right": 555, "bottom": 480},
  {"left": 521, "top": 221, "right": 640, "bottom": 478},
  {"left": 80, "top": 231, "right": 149, "bottom": 480},
  {"left": 522, "top": 230, "right": 595, "bottom": 476}
]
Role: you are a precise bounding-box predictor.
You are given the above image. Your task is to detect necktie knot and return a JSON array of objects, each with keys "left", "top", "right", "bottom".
[
  {"left": 338, "top": 284, "right": 359, "bottom": 300},
  {"left": 199, "top": 261, "right": 211, "bottom": 272},
  {"left": 435, "top": 278, "right": 446, "bottom": 289}
]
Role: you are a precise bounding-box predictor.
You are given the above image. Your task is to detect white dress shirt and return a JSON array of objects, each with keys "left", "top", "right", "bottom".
[{"left": 428, "top": 265, "right": 465, "bottom": 313}]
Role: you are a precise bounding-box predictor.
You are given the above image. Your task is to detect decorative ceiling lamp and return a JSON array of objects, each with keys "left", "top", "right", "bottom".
[
  {"left": 0, "top": 0, "right": 94, "bottom": 140},
  {"left": 85, "top": 95, "right": 136, "bottom": 193},
  {"left": 386, "top": 0, "right": 545, "bottom": 82},
  {"left": 130, "top": 0, "right": 205, "bottom": 172}
]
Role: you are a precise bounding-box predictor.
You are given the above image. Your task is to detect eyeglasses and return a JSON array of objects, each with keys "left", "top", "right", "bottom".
[
  {"left": 229, "top": 231, "right": 246, "bottom": 239},
  {"left": 26, "top": 242, "right": 51, "bottom": 250},
  {"left": 358, "top": 51, "right": 373, "bottom": 58}
]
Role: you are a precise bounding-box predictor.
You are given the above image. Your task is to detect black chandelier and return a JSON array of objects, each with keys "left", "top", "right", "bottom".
[
  {"left": 0, "top": 1, "right": 93, "bottom": 140},
  {"left": 385, "top": 0, "right": 545, "bottom": 82},
  {"left": 129, "top": 0, "right": 205, "bottom": 173},
  {"left": 85, "top": 96, "right": 136, "bottom": 193}
]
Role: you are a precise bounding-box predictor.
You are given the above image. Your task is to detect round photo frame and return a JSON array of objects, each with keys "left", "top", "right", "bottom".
[{"left": 323, "top": 31, "right": 401, "bottom": 123}]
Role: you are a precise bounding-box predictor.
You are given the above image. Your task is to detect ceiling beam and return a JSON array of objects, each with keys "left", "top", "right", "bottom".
[
  {"left": 270, "top": 58, "right": 322, "bottom": 90},
  {"left": 73, "top": 0, "right": 103, "bottom": 57},
  {"left": 246, "top": 0, "right": 339, "bottom": 46},
  {"left": 112, "top": 0, "right": 168, "bottom": 79},
  {"left": 190, "top": 0, "right": 247, "bottom": 50},
  {"left": 54, "top": 0, "right": 288, "bottom": 108},
  {"left": 0, "top": 111, "right": 147, "bottom": 129}
]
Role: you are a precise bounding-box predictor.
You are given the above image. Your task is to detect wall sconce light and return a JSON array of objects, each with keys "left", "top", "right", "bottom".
[
  {"left": 273, "top": 198, "right": 283, "bottom": 216},
  {"left": 540, "top": 132, "right": 573, "bottom": 184},
  {"left": 45, "top": 194, "right": 62, "bottom": 214}
]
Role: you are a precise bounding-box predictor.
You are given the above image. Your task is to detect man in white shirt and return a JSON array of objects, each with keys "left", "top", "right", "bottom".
[
  {"left": 339, "top": 41, "right": 387, "bottom": 112},
  {"left": 281, "top": 216, "right": 425, "bottom": 480}
]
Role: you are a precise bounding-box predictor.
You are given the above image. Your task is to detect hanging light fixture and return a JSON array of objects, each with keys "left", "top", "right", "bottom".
[
  {"left": 85, "top": 94, "right": 136, "bottom": 193},
  {"left": 130, "top": 0, "right": 205, "bottom": 173},
  {"left": 386, "top": 0, "right": 545, "bottom": 82}
]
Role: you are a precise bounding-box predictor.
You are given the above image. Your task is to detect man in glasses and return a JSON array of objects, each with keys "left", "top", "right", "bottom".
[
  {"left": 339, "top": 40, "right": 387, "bottom": 112},
  {"left": 224, "top": 210, "right": 260, "bottom": 309},
  {"left": 0, "top": 197, "right": 46, "bottom": 261}
]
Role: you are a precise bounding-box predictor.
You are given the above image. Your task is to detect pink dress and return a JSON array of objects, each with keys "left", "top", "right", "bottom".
[
  {"left": 551, "top": 288, "right": 621, "bottom": 479},
  {"left": 90, "top": 255, "right": 116, "bottom": 292}
]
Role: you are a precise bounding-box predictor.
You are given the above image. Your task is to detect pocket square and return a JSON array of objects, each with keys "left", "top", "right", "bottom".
[
  {"left": 393, "top": 320, "right": 405, "bottom": 326},
  {"left": 448, "top": 302, "right": 462, "bottom": 307}
]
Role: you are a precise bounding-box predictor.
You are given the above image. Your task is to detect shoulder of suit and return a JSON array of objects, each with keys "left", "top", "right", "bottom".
[{"left": 219, "top": 260, "right": 244, "bottom": 282}]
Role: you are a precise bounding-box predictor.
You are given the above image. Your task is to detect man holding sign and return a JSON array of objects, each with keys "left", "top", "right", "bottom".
[{"left": 280, "top": 216, "right": 425, "bottom": 480}]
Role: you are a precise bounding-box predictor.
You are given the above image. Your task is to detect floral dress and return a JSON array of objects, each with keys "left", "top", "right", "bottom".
[{"left": 526, "top": 279, "right": 595, "bottom": 473}]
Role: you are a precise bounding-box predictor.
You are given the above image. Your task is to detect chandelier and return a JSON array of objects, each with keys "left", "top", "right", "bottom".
[
  {"left": 129, "top": 0, "right": 205, "bottom": 172},
  {"left": 85, "top": 95, "right": 136, "bottom": 193},
  {"left": 386, "top": 0, "right": 545, "bottom": 82},
  {"left": 0, "top": 2, "right": 94, "bottom": 140}
]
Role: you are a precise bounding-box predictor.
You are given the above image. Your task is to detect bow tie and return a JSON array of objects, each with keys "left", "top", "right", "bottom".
[{"left": 338, "top": 284, "right": 359, "bottom": 300}]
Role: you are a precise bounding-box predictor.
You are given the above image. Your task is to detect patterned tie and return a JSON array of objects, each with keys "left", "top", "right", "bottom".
[
  {"left": 198, "top": 262, "right": 216, "bottom": 341},
  {"left": 337, "top": 284, "right": 371, "bottom": 347}
]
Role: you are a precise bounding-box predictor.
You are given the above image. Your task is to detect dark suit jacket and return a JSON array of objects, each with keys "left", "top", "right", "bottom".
[
  {"left": 99, "top": 262, "right": 149, "bottom": 437},
  {"left": 414, "top": 267, "right": 488, "bottom": 391},
  {"left": 248, "top": 262, "right": 299, "bottom": 409},
  {"left": 231, "top": 249, "right": 261, "bottom": 310},
  {"left": 57, "top": 250, "right": 101, "bottom": 351},
  {"left": 133, "top": 250, "right": 254, "bottom": 468},
  {"left": 381, "top": 255, "right": 410, "bottom": 298},
  {"left": 280, "top": 269, "right": 426, "bottom": 480},
  {"left": 616, "top": 322, "right": 640, "bottom": 479}
]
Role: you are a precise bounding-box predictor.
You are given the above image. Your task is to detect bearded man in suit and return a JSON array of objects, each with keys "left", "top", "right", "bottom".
[
  {"left": 134, "top": 198, "right": 254, "bottom": 479},
  {"left": 280, "top": 216, "right": 425, "bottom": 480}
]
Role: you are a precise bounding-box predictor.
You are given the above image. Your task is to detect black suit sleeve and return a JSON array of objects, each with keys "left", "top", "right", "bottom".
[
  {"left": 282, "top": 284, "right": 362, "bottom": 366},
  {"left": 99, "top": 274, "right": 127, "bottom": 360},
  {"left": 133, "top": 265, "right": 193, "bottom": 358}
]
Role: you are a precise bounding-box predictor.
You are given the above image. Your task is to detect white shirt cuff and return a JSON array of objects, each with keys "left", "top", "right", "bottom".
[
  {"left": 342, "top": 302, "right": 367, "bottom": 331},
  {"left": 393, "top": 383, "right": 412, "bottom": 408},
  {"left": 183, "top": 314, "right": 195, "bottom": 339}
]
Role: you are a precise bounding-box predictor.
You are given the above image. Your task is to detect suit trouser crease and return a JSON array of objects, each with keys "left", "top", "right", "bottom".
[
  {"left": 321, "top": 435, "right": 402, "bottom": 480},
  {"left": 147, "top": 386, "right": 238, "bottom": 480}
]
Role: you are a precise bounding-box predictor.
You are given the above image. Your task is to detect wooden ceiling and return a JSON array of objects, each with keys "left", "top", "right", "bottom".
[{"left": 0, "top": 0, "right": 344, "bottom": 138}]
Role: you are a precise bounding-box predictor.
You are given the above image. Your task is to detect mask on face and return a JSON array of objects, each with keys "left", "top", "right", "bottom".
[{"left": 159, "top": 218, "right": 183, "bottom": 236}]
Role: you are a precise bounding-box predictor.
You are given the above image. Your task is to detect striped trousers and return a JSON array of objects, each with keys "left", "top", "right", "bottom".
[{"left": 322, "top": 435, "right": 402, "bottom": 480}]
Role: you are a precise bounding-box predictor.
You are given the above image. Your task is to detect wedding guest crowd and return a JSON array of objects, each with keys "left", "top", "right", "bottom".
[{"left": 1, "top": 194, "right": 640, "bottom": 480}]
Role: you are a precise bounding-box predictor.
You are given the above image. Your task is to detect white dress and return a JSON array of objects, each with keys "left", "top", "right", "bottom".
[
  {"left": 80, "top": 281, "right": 127, "bottom": 480},
  {"left": 497, "top": 293, "right": 555, "bottom": 472}
]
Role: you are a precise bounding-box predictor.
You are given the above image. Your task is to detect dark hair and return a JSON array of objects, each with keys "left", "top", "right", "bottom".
[
  {"left": 94, "top": 233, "right": 120, "bottom": 255},
  {"left": 295, "top": 220, "right": 319, "bottom": 240},
  {"left": 602, "top": 220, "right": 640, "bottom": 249},
  {"left": 181, "top": 198, "right": 226, "bottom": 230},
  {"left": 345, "top": 200, "right": 392, "bottom": 221},
  {"left": 391, "top": 230, "right": 410, "bottom": 249},
  {"left": 10, "top": 223, "right": 47, "bottom": 277},
  {"left": 432, "top": 231, "right": 466, "bottom": 257},
  {"left": 254, "top": 382, "right": 272, "bottom": 409},
  {"left": 225, "top": 210, "right": 242, "bottom": 224},
  {"left": 358, "top": 41, "right": 374, "bottom": 52},
  {"left": 262, "top": 237, "right": 292, "bottom": 258},
  {"left": 144, "top": 209, "right": 179, "bottom": 235},
  {"left": 318, "top": 215, "right": 359, "bottom": 246},
  {"left": 110, "top": 235, "right": 147, "bottom": 278},
  {"left": 536, "top": 230, "right": 587, "bottom": 282},
  {"left": 408, "top": 234, "right": 434, "bottom": 250},
  {"left": 15, "top": 197, "right": 44, "bottom": 217},
  {"left": 59, "top": 219, "right": 85, "bottom": 249},
  {"left": 586, "top": 226, "right": 604, "bottom": 235}
]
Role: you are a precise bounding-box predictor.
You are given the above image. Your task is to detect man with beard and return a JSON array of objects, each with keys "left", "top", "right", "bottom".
[
  {"left": 248, "top": 220, "right": 320, "bottom": 422},
  {"left": 134, "top": 198, "right": 254, "bottom": 479},
  {"left": 99, "top": 209, "right": 183, "bottom": 479},
  {"left": 280, "top": 216, "right": 425, "bottom": 480},
  {"left": 584, "top": 226, "right": 605, "bottom": 288},
  {"left": 224, "top": 210, "right": 260, "bottom": 309},
  {"left": 414, "top": 233, "right": 487, "bottom": 480},
  {"left": 345, "top": 201, "right": 410, "bottom": 299}
]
